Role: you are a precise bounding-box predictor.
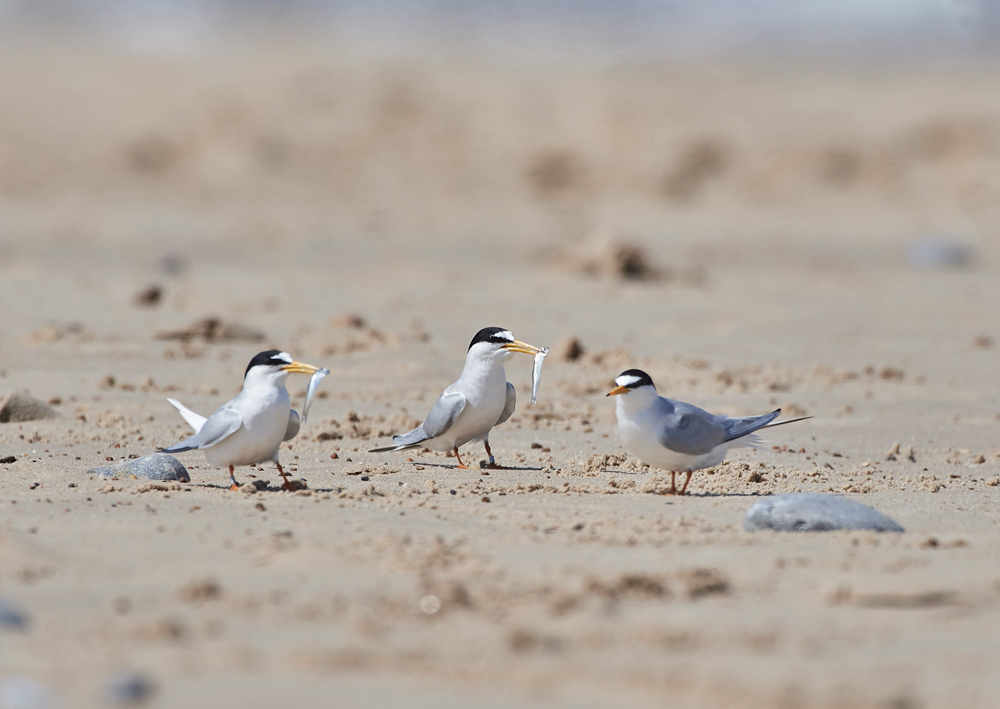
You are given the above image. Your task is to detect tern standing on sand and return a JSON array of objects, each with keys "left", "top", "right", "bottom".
[
  {"left": 608, "top": 369, "right": 810, "bottom": 495},
  {"left": 371, "top": 327, "right": 545, "bottom": 468},
  {"left": 160, "top": 350, "right": 327, "bottom": 490}
]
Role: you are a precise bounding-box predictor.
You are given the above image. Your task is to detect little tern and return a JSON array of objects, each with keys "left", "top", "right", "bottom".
[
  {"left": 607, "top": 369, "right": 810, "bottom": 495},
  {"left": 370, "top": 327, "right": 544, "bottom": 468},
  {"left": 159, "top": 350, "right": 326, "bottom": 490}
]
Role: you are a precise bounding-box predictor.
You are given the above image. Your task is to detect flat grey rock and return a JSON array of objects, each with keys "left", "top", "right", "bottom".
[
  {"left": 744, "top": 493, "right": 904, "bottom": 532},
  {"left": 87, "top": 453, "right": 189, "bottom": 482}
]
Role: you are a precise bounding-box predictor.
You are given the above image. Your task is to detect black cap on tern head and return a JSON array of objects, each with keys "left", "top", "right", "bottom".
[
  {"left": 468, "top": 327, "right": 515, "bottom": 351},
  {"left": 616, "top": 369, "right": 655, "bottom": 389},
  {"left": 245, "top": 350, "right": 293, "bottom": 378}
]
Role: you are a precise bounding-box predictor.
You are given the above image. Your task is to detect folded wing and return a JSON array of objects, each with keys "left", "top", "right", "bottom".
[
  {"left": 495, "top": 382, "right": 516, "bottom": 426},
  {"left": 285, "top": 410, "right": 300, "bottom": 442},
  {"left": 370, "top": 391, "right": 466, "bottom": 452}
]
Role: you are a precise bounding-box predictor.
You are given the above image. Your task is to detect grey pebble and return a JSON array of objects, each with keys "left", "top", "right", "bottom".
[
  {"left": 744, "top": 493, "right": 904, "bottom": 532},
  {"left": 105, "top": 672, "right": 155, "bottom": 705},
  {"left": 86, "top": 453, "right": 189, "bottom": 482},
  {"left": 906, "top": 238, "right": 973, "bottom": 269},
  {"left": 0, "top": 597, "right": 28, "bottom": 631}
]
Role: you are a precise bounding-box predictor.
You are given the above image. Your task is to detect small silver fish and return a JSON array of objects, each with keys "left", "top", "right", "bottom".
[
  {"left": 301, "top": 368, "right": 330, "bottom": 425},
  {"left": 530, "top": 347, "right": 549, "bottom": 405}
]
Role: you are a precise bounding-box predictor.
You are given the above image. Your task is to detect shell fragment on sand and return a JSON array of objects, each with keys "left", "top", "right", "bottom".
[
  {"left": 531, "top": 347, "right": 549, "bottom": 405},
  {"left": 744, "top": 493, "right": 903, "bottom": 532},
  {"left": 301, "top": 368, "right": 330, "bottom": 425},
  {"left": 87, "top": 453, "right": 190, "bottom": 482}
]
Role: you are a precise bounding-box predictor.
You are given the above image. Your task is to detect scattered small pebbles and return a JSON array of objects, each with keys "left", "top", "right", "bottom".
[
  {"left": 744, "top": 493, "right": 904, "bottom": 532},
  {"left": 86, "top": 453, "right": 190, "bottom": 482}
]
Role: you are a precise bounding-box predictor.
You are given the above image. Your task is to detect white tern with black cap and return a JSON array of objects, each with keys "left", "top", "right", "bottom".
[
  {"left": 160, "top": 350, "right": 328, "bottom": 490},
  {"left": 607, "top": 369, "right": 810, "bottom": 495},
  {"left": 371, "top": 327, "right": 546, "bottom": 469}
]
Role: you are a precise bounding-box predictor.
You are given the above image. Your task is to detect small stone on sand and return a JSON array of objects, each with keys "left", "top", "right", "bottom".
[
  {"left": 330, "top": 313, "right": 366, "bottom": 329},
  {"left": 553, "top": 336, "right": 585, "bottom": 361},
  {"left": 744, "top": 493, "right": 903, "bottom": 532},
  {"left": 134, "top": 284, "right": 162, "bottom": 307},
  {"left": 86, "top": 453, "right": 190, "bottom": 482},
  {"left": 104, "top": 672, "right": 155, "bottom": 705},
  {"left": 0, "top": 392, "right": 58, "bottom": 423},
  {"left": 0, "top": 598, "right": 28, "bottom": 631},
  {"left": 906, "top": 238, "right": 973, "bottom": 269}
]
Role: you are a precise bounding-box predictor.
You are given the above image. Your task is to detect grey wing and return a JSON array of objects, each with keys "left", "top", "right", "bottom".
[
  {"left": 194, "top": 407, "right": 244, "bottom": 449},
  {"left": 495, "top": 382, "right": 516, "bottom": 426},
  {"left": 284, "top": 410, "right": 301, "bottom": 441},
  {"left": 657, "top": 402, "right": 727, "bottom": 456},
  {"left": 722, "top": 409, "right": 780, "bottom": 443},
  {"left": 392, "top": 391, "right": 466, "bottom": 446}
]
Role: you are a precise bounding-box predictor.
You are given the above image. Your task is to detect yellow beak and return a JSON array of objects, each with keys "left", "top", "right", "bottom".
[
  {"left": 606, "top": 385, "right": 630, "bottom": 397},
  {"left": 281, "top": 360, "right": 325, "bottom": 375},
  {"left": 502, "top": 339, "right": 544, "bottom": 355}
]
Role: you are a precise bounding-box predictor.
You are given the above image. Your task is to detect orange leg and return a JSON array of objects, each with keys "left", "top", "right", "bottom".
[
  {"left": 228, "top": 465, "right": 240, "bottom": 491},
  {"left": 670, "top": 471, "right": 677, "bottom": 494},
  {"left": 484, "top": 441, "right": 505, "bottom": 470},
  {"left": 678, "top": 471, "right": 693, "bottom": 496},
  {"left": 453, "top": 447, "right": 469, "bottom": 469},
  {"left": 276, "top": 461, "right": 296, "bottom": 491}
]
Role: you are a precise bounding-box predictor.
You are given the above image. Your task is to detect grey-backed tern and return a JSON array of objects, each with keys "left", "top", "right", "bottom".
[
  {"left": 370, "top": 327, "right": 544, "bottom": 468},
  {"left": 160, "top": 350, "right": 327, "bottom": 490},
  {"left": 607, "top": 369, "right": 810, "bottom": 495}
]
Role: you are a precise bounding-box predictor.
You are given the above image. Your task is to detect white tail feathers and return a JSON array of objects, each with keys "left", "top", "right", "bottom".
[{"left": 167, "top": 398, "right": 207, "bottom": 433}]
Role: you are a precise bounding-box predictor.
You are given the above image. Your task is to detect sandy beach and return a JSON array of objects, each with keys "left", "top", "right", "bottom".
[{"left": 2, "top": 35, "right": 1000, "bottom": 708}]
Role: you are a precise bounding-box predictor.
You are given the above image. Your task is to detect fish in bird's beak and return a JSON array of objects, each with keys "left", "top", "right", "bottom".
[
  {"left": 281, "top": 360, "right": 325, "bottom": 375},
  {"left": 502, "top": 340, "right": 544, "bottom": 355},
  {"left": 606, "top": 385, "right": 630, "bottom": 397}
]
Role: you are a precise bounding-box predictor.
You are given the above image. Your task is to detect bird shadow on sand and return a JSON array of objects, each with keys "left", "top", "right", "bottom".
[
  {"left": 406, "top": 461, "right": 545, "bottom": 472},
  {"left": 598, "top": 469, "right": 770, "bottom": 498}
]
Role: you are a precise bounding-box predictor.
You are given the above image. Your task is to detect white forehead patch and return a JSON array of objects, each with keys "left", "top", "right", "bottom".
[
  {"left": 275, "top": 352, "right": 294, "bottom": 363},
  {"left": 498, "top": 330, "right": 514, "bottom": 342},
  {"left": 615, "top": 374, "right": 643, "bottom": 388}
]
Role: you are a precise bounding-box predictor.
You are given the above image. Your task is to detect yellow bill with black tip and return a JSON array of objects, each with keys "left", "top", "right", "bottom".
[
  {"left": 281, "top": 360, "right": 325, "bottom": 375},
  {"left": 502, "top": 339, "right": 544, "bottom": 355},
  {"left": 606, "top": 385, "right": 630, "bottom": 397}
]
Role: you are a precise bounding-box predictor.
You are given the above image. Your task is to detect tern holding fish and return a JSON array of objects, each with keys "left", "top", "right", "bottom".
[
  {"left": 371, "top": 327, "right": 546, "bottom": 468},
  {"left": 160, "top": 350, "right": 329, "bottom": 490},
  {"left": 608, "top": 369, "right": 810, "bottom": 495}
]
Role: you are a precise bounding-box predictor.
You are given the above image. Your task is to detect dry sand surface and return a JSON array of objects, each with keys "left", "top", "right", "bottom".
[{"left": 2, "top": 38, "right": 1000, "bottom": 708}]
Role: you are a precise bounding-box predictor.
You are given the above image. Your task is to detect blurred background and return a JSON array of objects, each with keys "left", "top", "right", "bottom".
[
  {"left": 1, "top": 0, "right": 999, "bottom": 371},
  {"left": 4, "top": 7, "right": 1000, "bottom": 708}
]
